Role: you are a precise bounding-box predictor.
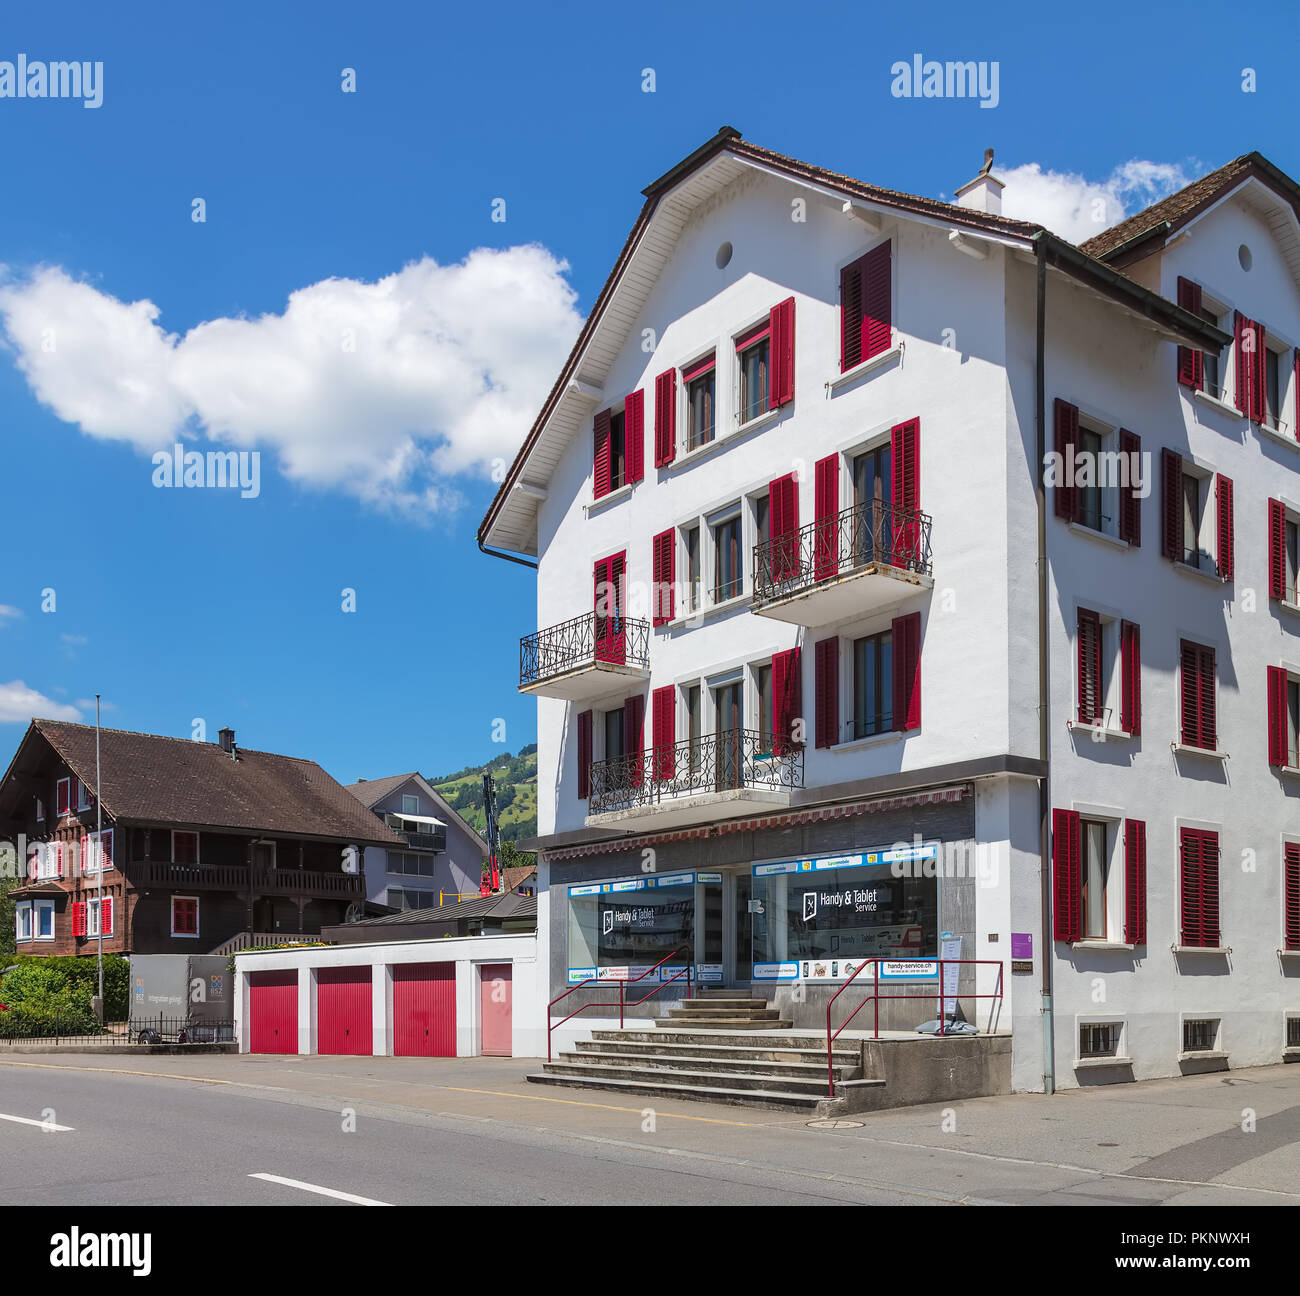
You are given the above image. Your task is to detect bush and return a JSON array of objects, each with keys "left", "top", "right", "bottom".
[{"left": 1, "top": 954, "right": 130, "bottom": 1023}]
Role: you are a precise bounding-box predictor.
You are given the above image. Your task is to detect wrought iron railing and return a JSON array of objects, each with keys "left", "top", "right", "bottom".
[
  {"left": 589, "top": 727, "right": 803, "bottom": 815},
  {"left": 519, "top": 611, "right": 651, "bottom": 687},
  {"left": 753, "top": 498, "right": 932, "bottom": 606}
]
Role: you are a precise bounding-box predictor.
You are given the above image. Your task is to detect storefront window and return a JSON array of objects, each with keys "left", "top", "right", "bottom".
[
  {"left": 752, "top": 850, "right": 938, "bottom": 980},
  {"left": 567, "top": 876, "right": 695, "bottom": 979}
]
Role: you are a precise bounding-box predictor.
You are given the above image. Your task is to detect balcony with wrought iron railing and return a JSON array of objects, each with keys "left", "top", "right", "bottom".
[
  {"left": 519, "top": 610, "right": 651, "bottom": 701},
  {"left": 587, "top": 727, "right": 803, "bottom": 829},
  {"left": 752, "top": 498, "right": 933, "bottom": 625}
]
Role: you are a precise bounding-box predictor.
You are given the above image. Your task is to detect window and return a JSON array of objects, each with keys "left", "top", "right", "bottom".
[
  {"left": 852, "top": 630, "right": 893, "bottom": 740},
  {"left": 1162, "top": 451, "right": 1227, "bottom": 575},
  {"left": 754, "top": 492, "right": 770, "bottom": 548},
  {"left": 87, "top": 829, "right": 114, "bottom": 875},
  {"left": 1180, "top": 472, "right": 1204, "bottom": 566},
  {"left": 34, "top": 900, "right": 55, "bottom": 941},
  {"left": 87, "top": 896, "right": 114, "bottom": 938},
  {"left": 171, "top": 896, "right": 199, "bottom": 938},
  {"left": 77, "top": 779, "right": 92, "bottom": 811},
  {"left": 1178, "top": 828, "right": 1220, "bottom": 947},
  {"left": 686, "top": 684, "right": 702, "bottom": 776},
  {"left": 1080, "top": 820, "right": 1112, "bottom": 940},
  {"left": 1288, "top": 1017, "right": 1300, "bottom": 1048},
  {"left": 685, "top": 355, "right": 716, "bottom": 449},
  {"left": 1290, "top": 680, "right": 1300, "bottom": 768},
  {"left": 36, "top": 798, "right": 44, "bottom": 822},
  {"left": 56, "top": 777, "right": 70, "bottom": 816},
  {"left": 852, "top": 443, "right": 894, "bottom": 563},
  {"left": 604, "top": 708, "right": 626, "bottom": 763},
  {"left": 756, "top": 664, "right": 774, "bottom": 743},
  {"left": 1179, "top": 641, "right": 1217, "bottom": 750},
  {"left": 840, "top": 242, "right": 891, "bottom": 371},
  {"left": 1268, "top": 667, "right": 1300, "bottom": 769},
  {"left": 1265, "top": 347, "right": 1283, "bottom": 431},
  {"left": 1078, "top": 427, "right": 1111, "bottom": 532},
  {"left": 608, "top": 409, "right": 626, "bottom": 490},
  {"left": 684, "top": 525, "right": 701, "bottom": 613},
  {"left": 593, "top": 552, "right": 627, "bottom": 662},
  {"left": 1182, "top": 1019, "right": 1219, "bottom": 1053},
  {"left": 736, "top": 323, "right": 770, "bottom": 424},
  {"left": 1200, "top": 304, "right": 1224, "bottom": 398},
  {"left": 401, "top": 794, "right": 419, "bottom": 815},
  {"left": 712, "top": 511, "right": 743, "bottom": 602},
  {"left": 1076, "top": 611, "right": 1138, "bottom": 733},
  {"left": 15, "top": 901, "right": 32, "bottom": 942},
  {"left": 388, "top": 887, "right": 436, "bottom": 912},
  {"left": 651, "top": 529, "right": 675, "bottom": 626},
  {"left": 1079, "top": 1022, "right": 1120, "bottom": 1058},
  {"left": 388, "top": 852, "right": 435, "bottom": 877},
  {"left": 592, "top": 397, "right": 642, "bottom": 498},
  {"left": 172, "top": 831, "right": 200, "bottom": 865}
]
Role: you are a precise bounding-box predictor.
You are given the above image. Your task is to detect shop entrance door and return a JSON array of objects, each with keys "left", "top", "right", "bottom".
[{"left": 696, "top": 878, "right": 724, "bottom": 987}]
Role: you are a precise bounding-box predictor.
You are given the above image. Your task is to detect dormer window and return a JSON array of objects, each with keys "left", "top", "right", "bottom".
[{"left": 401, "top": 794, "right": 419, "bottom": 816}]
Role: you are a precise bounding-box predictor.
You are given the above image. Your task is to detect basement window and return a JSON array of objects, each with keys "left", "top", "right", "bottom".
[
  {"left": 1079, "top": 1022, "right": 1120, "bottom": 1058},
  {"left": 1182, "top": 1018, "right": 1219, "bottom": 1052}
]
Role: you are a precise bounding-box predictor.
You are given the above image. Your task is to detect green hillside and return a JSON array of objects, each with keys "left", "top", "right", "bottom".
[{"left": 429, "top": 744, "right": 538, "bottom": 847}]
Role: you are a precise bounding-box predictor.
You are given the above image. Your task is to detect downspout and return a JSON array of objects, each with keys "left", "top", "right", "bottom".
[{"left": 1034, "top": 233, "right": 1055, "bottom": 1096}]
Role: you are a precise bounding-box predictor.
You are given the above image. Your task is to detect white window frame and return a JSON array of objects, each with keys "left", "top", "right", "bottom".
[
  {"left": 1263, "top": 340, "right": 1288, "bottom": 435},
  {"left": 34, "top": 899, "right": 55, "bottom": 941},
  {"left": 681, "top": 349, "right": 720, "bottom": 455},
  {"left": 401, "top": 794, "right": 419, "bottom": 816},
  {"left": 170, "top": 894, "right": 200, "bottom": 939},
  {"left": 172, "top": 829, "right": 201, "bottom": 866},
  {"left": 1074, "top": 1014, "right": 1129, "bottom": 1068},
  {"left": 15, "top": 900, "right": 32, "bottom": 942},
  {"left": 76, "top": 779, "right": 92, "bottom": 811},
  {"left": 1076, "top": 813, "right": 1124, "bottom": 944},
  {"left": 732, "top": 311, "right": 775, "bottom": 433},
  {"left": 35, "top": 798, "right": 44, "bottom": 822},
  {"left": 1197, "top": 290, "right": 1229, "bottom": 404},
  {"left": 55, "top": 776, "right": 70, "bottom": 816},
  {"left": 707, "top": 501, "right": 745, "bottom": 608},
  {"left": 1176, "top": 459, "right": 1218, "bottom": 577},
  {"left": 1073, "top": 417, "right": 1121, "bottom": 541},
  {"left": 1071, "top": 605, "right": 1129, "bottom": 738},
  {"left": 86, "top": 896, "right": 114, "bottom": 938},
  {"left": 85, "top": 828, "right": 114, "bottom": 876},
  {"left": 1178, "top": 1014, "right": 1224, "bottom": 1058}
]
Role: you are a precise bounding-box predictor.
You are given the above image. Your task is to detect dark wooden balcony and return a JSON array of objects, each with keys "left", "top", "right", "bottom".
[{"left": 124, "top": 859, "right": 364, "bottom": 898}]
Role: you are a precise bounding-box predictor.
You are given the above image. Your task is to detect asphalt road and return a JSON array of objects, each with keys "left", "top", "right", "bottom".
[{"left": 0, "top": 1052, "right": 1297, "bottom": 1207}]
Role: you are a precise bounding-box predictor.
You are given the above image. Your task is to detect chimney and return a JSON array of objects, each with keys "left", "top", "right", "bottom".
[
  {"left": 218, "top": 727, "right": 235, "bottom": 756},
  {"left": 954, "top": 147, "right": 1004, "bottom": 216}
]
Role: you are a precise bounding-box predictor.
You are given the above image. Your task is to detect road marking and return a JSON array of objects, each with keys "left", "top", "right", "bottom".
[
  {"left": 248, "top": 1173, "right": 391, "bottom": 1206},
  {"left": 0, "top": 1111, "right": 74, "bottom": 1132},
  {"left": 0, "top": 1060, "right": 233, "bottom": 1085}
]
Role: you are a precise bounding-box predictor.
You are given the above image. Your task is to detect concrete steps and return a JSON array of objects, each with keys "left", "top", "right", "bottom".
[{"left": 655, "top": 991, "right": 792, "bottom": 1030}]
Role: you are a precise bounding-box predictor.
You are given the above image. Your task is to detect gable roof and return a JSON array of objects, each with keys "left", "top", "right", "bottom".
[
  {"left": 0, "top": 720, "right": 403, "bottom": 846},
  {"left": 1080, "top": 152, "right": 1300, "bottom": 263},
  {"left": 346, "top": 770, "right": 489, "bottom": 856},
  {"left": 479, "top": 128, "right": 1229, "bottom": 559},
  {"left": 320, "top": 888, "right": 536, "bottom": 942}
]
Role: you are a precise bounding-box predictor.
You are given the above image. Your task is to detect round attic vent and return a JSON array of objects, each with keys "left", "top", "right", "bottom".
[
  {"left": 715, "top": 241, "right": 733, "bottom": 269},
  {"left": 1238, "top": 243, "right": 1252, "bottom": 271}
]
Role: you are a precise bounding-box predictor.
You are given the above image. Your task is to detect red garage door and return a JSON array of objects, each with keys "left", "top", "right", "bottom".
[
  {"left": 317, "top": 967, "right": 373, "bottom": 1056},
  {"left": 249, "top": 971, "right": 298, "bottom": 1054},
  {"left": 393, "top": 963, "right": 456, "bottom": 1057}
]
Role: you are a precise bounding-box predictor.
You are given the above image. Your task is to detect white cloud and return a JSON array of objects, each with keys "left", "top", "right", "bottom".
[
  {"left": 0, "top": 247, "right": 583, "bottom": 519},
  {"left": 0, "top": 681, "right": 81, "bottom": 723},
  {"left": 74, "top": 698, "right": 115, "bottom": 712},
  {"left": 61, "top": 633, "right": 87, "bottom": 645},
  {"left": 997, "top": 159, "right": 1194, "bottom": 245},
  {"left": 0, "top": 604, "right": 22, "bottom": 624}
]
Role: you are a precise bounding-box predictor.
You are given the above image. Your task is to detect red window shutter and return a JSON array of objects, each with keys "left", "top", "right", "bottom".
[
  {"left": 1267, "top": 665, "right": 1289, "bottom": 766},
  {"left": 814, "top": 637, "right": 839, "bottom": 749},
  {"left": 1182, "top": 830, "right": 1221, "bottom": 947},
  {"left": 1234, "top": 312, "right": 1249, "bottom": 414},
  {"left": 1161, "top": 448, "right": 1184, "bottom": 561},
  {"left": 769, "top": 296, "right": 795, "bottom": 408},
  {"left": 1176, "top": 278, "right": 1203, "bottom": 389},
  {"left": 769, "top": 472, "right": 799, "bottom": 580},
  {"left": 593, "top": 409, "right": 612, "bottom": 499},
  {"left": 1120, "top": 620, "right": 1141, "bottom": 735},
  {"left": 1181, "top": 641, "right": 1216, "bottom": 750},
  {"left": 1076, "top": 608, "right": 1102, "bottom": 725},
  {"left": 1053, "top": 400, "right": 1079, "bottom": 522},
  {"left": 1123, "top": 818, "right": 1147, "bottom": 945},
  {"left": 1215, "top": 474, "right": 1234, "bottom": 580},
  {"left": 840, "top": 256, "right": 864, "bottom": 371},
  {"left": 102, "top": 896, "right": 113, "bottom": 936},
  {"left": 1198, "top": 644, "right": 1217, "bottom": 750},
  {"left": 1284, "top": 843, "right": 1300, "bottom": 951},
  {"left": 651, "top": 529, "right": 675, "bottom": 626},
  {"left": 862, "top": 241, "right": 891, "bottom": 361},
  {"left": 624, "top": 389, "right": 645, "bottom": 483},
  {"left": 653, "top": 368, "right": 677, "bottom": 467},
  {"left": 814, "top": 454, "right": 840, "bottom": 581},
  {"left": 1294, "top": 350, "right": 1300, "bottom": 442},
  {"left": 891, "top": 612, "right": 922, "bottom": 731},
  {"left": 890, "top": 418, "right": 920, "bottom": 563},
  {"left": 1269, "top": 498, "right": 1288, "bottom": 600},
  {"left": 772, "top": 647, "right": 802, "bottom": 754},
  {"left": 651, "top": 686, "right": 676, "bottom": 781},
  {"left": 577, "top": 711, "right": 592, "bottom": 800},
  {"left": 1252, "top": 322, "right": 1266, "bottom": 422},
  {"left": 1052, "top": 809, "right": 1082, "bottom": 942},
  {"left": 56, "top": 778, "right": 69, "bottom": 816},
  {"left": 1118, "top": 429, "right": 1141, "bottom": 545},
  {"left": 624, "top": 695, "right": 645, "bottom": 786},
  {"left": 72, "top": 901, "right": 86, "bottom": 938}
]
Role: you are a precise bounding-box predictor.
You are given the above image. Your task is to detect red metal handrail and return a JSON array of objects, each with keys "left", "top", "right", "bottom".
[
  {"left": 546, "top": 947, "right": 692, "bottom": 1061},
  {"left": 825, "top": 958, "right": 1005, "bottom": 1097}
]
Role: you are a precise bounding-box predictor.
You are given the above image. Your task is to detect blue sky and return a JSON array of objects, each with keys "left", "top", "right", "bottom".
[{"left": 1, "top": 0, "right": 1296, "bottom": 785}]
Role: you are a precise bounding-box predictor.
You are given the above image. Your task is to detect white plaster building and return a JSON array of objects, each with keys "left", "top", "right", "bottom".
[{"left": 480, "top": 129, "right": 1300, "bottom": 1091}]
